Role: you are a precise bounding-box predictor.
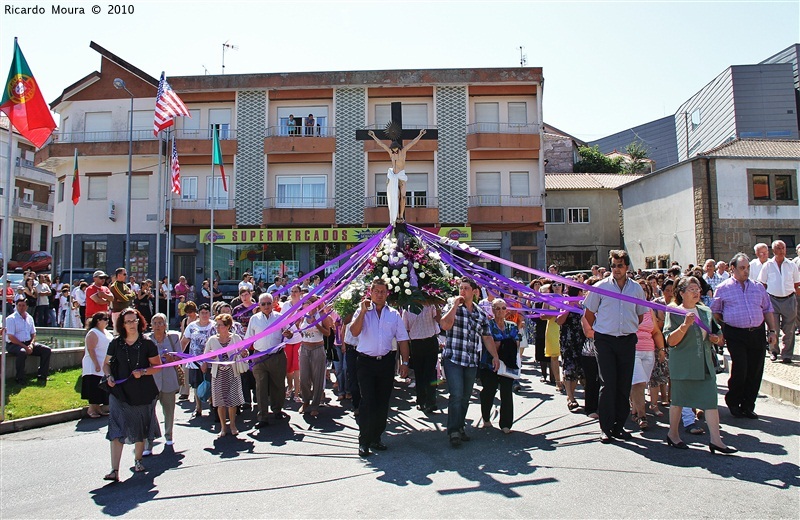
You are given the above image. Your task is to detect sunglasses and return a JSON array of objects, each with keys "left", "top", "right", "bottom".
[
  {"left": 260, "top": 302, "right": 273, "bottom": 306},
  {"left": 123, "top": 318, "right": 140, "bottom": 324},
  {"left": 493, "top": 306, "right": 507, "bottom": 310}
]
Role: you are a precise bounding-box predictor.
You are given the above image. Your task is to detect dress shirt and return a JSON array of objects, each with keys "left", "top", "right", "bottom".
[
  {"left": 702, "top": 272, "right": 724, "bottom": 293},
  {"left": 5, "top": 311, "right": 36, "bottom": 342},
  {"left": 343, "top": 322, "right": 359, "bottom": 346},
  {"left": 711, "top": 278, "right": 773, "bottom": 328},
  {"left": 749, "top": 259, "right": 767, "bottom": 282},
  {"left": 583, "top": 276, "right": 648, "bottom": 336},
  {"left": 352, "top": 305, "right": 409, "bottom": 357},
  {"left": 756, "top": 258, "right": 800, "bottom": 297},
  {"left": 245, "top": 310, "right": 286, "bottom": 352},
  {"left": 402, "top": 304, "right": 440, "bottom": 340}
]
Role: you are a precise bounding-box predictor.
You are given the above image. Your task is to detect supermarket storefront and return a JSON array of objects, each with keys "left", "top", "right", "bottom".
[{"left": 198, "top": 226, "right": 471, "bottom": 283}]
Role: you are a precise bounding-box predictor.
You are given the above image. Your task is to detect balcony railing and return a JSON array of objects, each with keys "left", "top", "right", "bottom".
[
  {"left": 265, "top": 126, "right": 336, "bottom": 138},
  {"left": 170, "top": 197, "right": 230, "bottom": 210},
  {"left": 362, "top": 123, "right": 437, "bottom": 132},
  {"left": 53, "top": 128, "right": 237, "bottom": 143},
  {"left": 365, "top": 195, "right": 438, "bottom": 208},
  {"left": 468, "top": 195, "right": 543, "bottom": 207},
  {"left": 466, "top": 122, "right": 540, "bottom": 134},
  {"left": 11, "top": 198, "right": 54, "bottom": 218},
  {"left": 263, "top": 197, "right": 336, "bottom": 209}
]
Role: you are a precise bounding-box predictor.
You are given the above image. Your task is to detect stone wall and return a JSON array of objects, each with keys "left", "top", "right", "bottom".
[{"left": 543, "top": 133, "right": 574, "bottom": 173}]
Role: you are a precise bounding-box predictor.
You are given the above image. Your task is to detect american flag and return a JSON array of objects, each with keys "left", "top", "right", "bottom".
[
  {"left": 171, "top": 140, "right": 181, "bottom": 195},
  {"left": 153, "top": 71, "right": 190, "bottom": 136}
]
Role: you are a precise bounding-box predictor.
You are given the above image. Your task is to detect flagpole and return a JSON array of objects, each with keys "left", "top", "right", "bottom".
[
  {"left": 155, "top": 131, "right": 164, "bottom": 317},
  {"left": 1, "top": 129, "right": 16, "bottom": 420},
  {"left": 167, "top": 132, "right": 174, "bottom": 324},
  {"left": 209, "top": 127, "right": 215, "bottom": 311},
  {"left": 66, "top": 148, "right": 77, "bottom": 328}
]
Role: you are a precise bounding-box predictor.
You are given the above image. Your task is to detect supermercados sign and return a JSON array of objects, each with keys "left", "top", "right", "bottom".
[{"left": 199, "top": 227, "right": 471, "bottom": 244}]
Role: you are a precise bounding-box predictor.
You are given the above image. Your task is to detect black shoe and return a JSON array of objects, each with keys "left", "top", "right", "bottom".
[
  {"left": 729, "top": 406, "right": 744, "bottom": 418},
  {"left": 666, "top": 436, "right": 689, "bottom": 450},
  {"left": 358, "top": 445, "right": 371, "bottom": 457},
  {"left": 370, "top": 441, "right": 388, "bottom": 451},
  {"left": 254, "top": 420, "right": 269, "bottom": 429},
  {"left": 611, "top": 429, "right": 633, "bottom": 440},
  {"left": 599, "top": 432, "right": 614, "bottom": 444},
  {"left": 449, "top": 433, "right": 462, "bottom": 447},
  {"left": 741, "top": 410, "right": 759, "bottom": 419},
  {"left": 709, "top": 443, "right": 738, "bottom": 455},
  {"left": 459, "top": 428, "right": 471, "bottom": 442},
  {"left": 242, "top": 403, "right": 252, "bottom": 411},
  {"left": 273, "top": 411, "right": 289, "bottom": 420},
  {"left": 769, "top": 353, "right": 779, "bottom": 362},
  {"left": 15, "top": 379, "right": 26, "bottom": 386},
  {"left": 781, "top": 358, "right": 793, "bottom": 364}
]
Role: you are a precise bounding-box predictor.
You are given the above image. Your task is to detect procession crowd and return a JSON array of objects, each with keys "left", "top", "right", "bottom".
[{"left": 5, "top": 241, "right": 797, "bottom": 483}]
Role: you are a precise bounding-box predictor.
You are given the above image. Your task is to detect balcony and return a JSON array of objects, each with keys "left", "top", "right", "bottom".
[
  {"left": 264, "top": 126, "right": 337, "bottom": 154},
  {"left": 363, "top": 195, "right": 439, "bottom": 225},
  {"left": 467, "top": 195, "right": 543, "bottom": 227},
  {"left": 263, "top": 197, "right": 336, "bottom": 225},
  {"left": 466, "top": 122, "right": 540, "bottom": 151},
  {"left": 15, "top": 158, "right": 55, "bottom": 185},
  {"left": 167, "top": 197, "right": 235, "bottom": 226},
  {"left": 12, "top": 198, "right": 54, "bottom": 220}
]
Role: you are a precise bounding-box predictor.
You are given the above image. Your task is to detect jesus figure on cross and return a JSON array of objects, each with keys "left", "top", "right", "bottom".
[{"left": 367, "top": 128, "right": 426, "bottom": 224}]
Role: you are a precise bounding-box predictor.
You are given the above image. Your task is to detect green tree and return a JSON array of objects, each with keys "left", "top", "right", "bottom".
[
  {"left": 573, "top": 145, "right": 623, "bottom": 173},
  {"left": 623, "top": 141, "right": 650, "bottom": 174}
]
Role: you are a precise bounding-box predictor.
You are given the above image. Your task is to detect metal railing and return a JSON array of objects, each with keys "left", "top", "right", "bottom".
[
  {"left": 53, "top": 128, "right": 237, "bottom": 143},
  {"left": 170, "top": 197, "right": 230, "bottom": 210},
  {"left": 263, "top": 197, "right": 336, "bottom": 209},
  {"left": 468, "top": 195, "right": 543, "bottom": 207},
  {"left": 365, "top": 195, "right": 438, "bottom": 208},
  {"left": 363, "top": 123, "right": 438, "bottom": 131},
  {"left": 466, "top": 122, "right": 540, "bottom": 134},
  {"left": 265, "top": 126, "right": 336, "bottom": 138}
]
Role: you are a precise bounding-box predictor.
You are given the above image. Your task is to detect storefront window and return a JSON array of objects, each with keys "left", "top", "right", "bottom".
[{"left": 204, "top": 242, "right": 345, "bottom": 283}]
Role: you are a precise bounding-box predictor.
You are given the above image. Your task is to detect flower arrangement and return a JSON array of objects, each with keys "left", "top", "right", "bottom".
[{"left": 333, "top": 234, "right": 457, "bottom": 315}]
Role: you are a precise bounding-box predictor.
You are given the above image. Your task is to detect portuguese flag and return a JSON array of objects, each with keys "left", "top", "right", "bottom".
[
  {"left": 212, "top": 124, "right": 228, "bottom": 191},
  {"left": 0, "top": 38, "right": 56, "bottom": 148}
]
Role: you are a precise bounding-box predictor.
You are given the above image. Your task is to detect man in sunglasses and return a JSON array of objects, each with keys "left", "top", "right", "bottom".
[{"left": 583, "top": 250, "right": 648, "bottom": 444}]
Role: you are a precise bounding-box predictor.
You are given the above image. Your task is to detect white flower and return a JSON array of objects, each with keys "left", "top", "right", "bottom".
[
  {"left": 419, "top": 272, "right": 426, "bottom": 278},
  {"left": 403, "top": 260, "right": 409, "bottom": 265},
  {"left": 392, "top": 269, "right": 400, "bottom": 276},
  {"left": 399, "top": 273, "right": 407, "bottom": 280},
  {"left": 395, "top": 286, "right": 401, "bottom": 292},
  {"left": 382, "top": 274, "right": 390, "bottom": 281},
  {"left": 405, "top": 289, "right": 412, "bottom": 295},
  {"left": 382, "top": 267, "right": 389, "bottom": 274},
  {"left": 413, "top": 262, "right": 420, "bottom": 269},
  {"left": 397, "top": 252, "right": 404, "bottom": 258},
  {"left": 404, "top": 282, "right": 410, "bottom": 288},
  {"left": 387, "top": 283, "right": 393, "bottom": 290},
  {"left": 341, "top": 290, "right": 353, "bottom": 300},
  {"left": 392, "top": 276, "right": 400, "bottom": 284},
  {"left": 382, "top": 255, "right": 389, "bottom": 261},
  {"left": 429, "top": 252, "right": 441, "bottom": 261}
]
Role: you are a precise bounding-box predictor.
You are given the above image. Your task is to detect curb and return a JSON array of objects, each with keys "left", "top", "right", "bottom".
[
  {"left": 761, "top": 373, "right": 800, "bottom": 407},
  {"left": 0, "top": 407, "right": 89, "bottom": 434}
]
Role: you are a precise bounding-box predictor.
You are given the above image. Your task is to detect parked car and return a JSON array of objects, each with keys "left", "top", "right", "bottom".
[
  {"left": 8, "top": 251, "right": 52, "bottom": 273},
  {"left": 0, "top": 273, "right": 25, "bottom": 290},
  {"left": 59, "top": 268, "right": 100, "bottom": 286},
  {"left": 560, "top": 269, "right": 593, "bottom": 278},
  {"left": 217, "top": 280, "right": 240, "bottom": 303}
]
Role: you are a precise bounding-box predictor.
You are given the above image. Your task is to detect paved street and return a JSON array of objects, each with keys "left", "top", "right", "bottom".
[{"left": 1, "top": 358, "right": 798, "bottom": 519}]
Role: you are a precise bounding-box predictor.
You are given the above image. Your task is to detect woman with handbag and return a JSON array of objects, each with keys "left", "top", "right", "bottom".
[
  {"left": 663, "top": 276, "right": 736, "bottom": 454},
  {"left": 101, "top": 308, "right": 162, "bottom": 481},
  {"left": 144, "top": 313, "right": 182, "bottom": 453},
  {"left": 203, "top": 313, "right": 246, "bottom": 437},
  {"left": 479, "top": 298, "right": 520, "bottom": 434},
  {"left": 81, "top": 311, "right": 113, "bottom": 417}
]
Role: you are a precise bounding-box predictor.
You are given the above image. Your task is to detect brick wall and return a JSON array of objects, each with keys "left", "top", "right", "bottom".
[{"left": 543, "top": 133, "right": 574, "bottom": 173}]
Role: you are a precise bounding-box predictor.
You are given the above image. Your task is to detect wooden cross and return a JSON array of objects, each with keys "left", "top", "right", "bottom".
[{"left": 355, "top": 101, "right": 438, "bottom": 143}]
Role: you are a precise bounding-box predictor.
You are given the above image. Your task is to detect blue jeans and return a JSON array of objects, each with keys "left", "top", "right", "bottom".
[{"left": 443, "top": 358, "right": 477, "bottom": 435}]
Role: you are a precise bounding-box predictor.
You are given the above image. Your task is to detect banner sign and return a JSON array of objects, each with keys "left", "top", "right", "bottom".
[{"left": 200, "top": 226, "right": 471, "bottom": 244}]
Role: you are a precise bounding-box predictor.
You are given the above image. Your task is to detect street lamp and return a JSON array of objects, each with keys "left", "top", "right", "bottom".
[{"left": 113, "top": 78, "right": 134, "bottom": 274}]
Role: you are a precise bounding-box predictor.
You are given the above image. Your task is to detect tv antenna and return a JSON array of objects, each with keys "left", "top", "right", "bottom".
[
  {"left": 202, "top": 65, "right": 208, "bottom": 75},
  {"left": 519, "top": 46, "right": 527, "bottom": 67},
  {"left": 222, "top": 41, "right": 238, "bottom": 74}
]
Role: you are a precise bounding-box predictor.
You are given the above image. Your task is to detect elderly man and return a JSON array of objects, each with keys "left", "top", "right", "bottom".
[
  {"left": 702, "top": 259, "right": 723, "bottom": 293},
  {"left": 350, "top": 278, "right": 410, "bottom": 457},
  {"left": 245, "top": 292, "right": 292, "bottom": 428},
  {"left": 749, "top": 243, "right": 770, "bottom": 282},
  {"left": 757, "top": 240, "right": 800, "bottom": 364},
  {"left": 584, "top": 250, "right": 648, "bottom": 444},
  {"left": 5, "top": 296, "right": 51, "bottom": 384},
  {"left": 712, "top": 253, "right": 777, "bottom": 419},
  {"left": 716, "top": 261, "right": 730, "bottom": 281}
]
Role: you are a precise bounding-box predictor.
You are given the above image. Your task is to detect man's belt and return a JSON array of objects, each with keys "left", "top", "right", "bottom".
[
  {"left": 769, "top": 293, "right": 794, "bottom": 300},
  {"left": 357, "top": 351, "right": 393, "bottom": 361},
  {"left": 723, "top": 323, "right": 764, "bottom": 332}
]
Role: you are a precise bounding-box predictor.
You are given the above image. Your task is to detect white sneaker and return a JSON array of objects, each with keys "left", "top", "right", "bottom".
[
  {"left": 142, "top": 449, "right": 152, "bottom": 457},
  {"left": 165, "top": 440, "right": 174, "bottom": 446}
]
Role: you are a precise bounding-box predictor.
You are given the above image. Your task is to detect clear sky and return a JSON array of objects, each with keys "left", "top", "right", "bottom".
[{"left": 1, "top": 0, "right": 797, "bottom": 141}]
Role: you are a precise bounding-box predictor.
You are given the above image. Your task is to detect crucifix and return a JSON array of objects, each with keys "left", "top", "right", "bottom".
[{"left": 356, "top": 102, "right": 438, "bottom": 225}]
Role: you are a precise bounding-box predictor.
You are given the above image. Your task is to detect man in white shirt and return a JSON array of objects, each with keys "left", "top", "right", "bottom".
[
  {"left": 238, "top": 273, "right": 254, "bottom": 292},
  {"left": 716, "top": 261, "right": 730, "bottom": 280},
  {"left": 5, "top": 296, "right": 51, "bottom": 384},
  {"left": 350, "top": 278, "right": 410, "bottom": 457},
  {"left": 245, "top": 292, "right": 292, "bottom": 428},
  {"left": 749, "top": 243, "right": 770, "bottom": 282},
  {"left": 757, "top": 240, "right": 800, "bottom": 363},
  {"left": 402, "top": 303, "right": 441, "bottom": 413},
  {"left": 34, "top": 274, "right": 52, "bottom": 326}
]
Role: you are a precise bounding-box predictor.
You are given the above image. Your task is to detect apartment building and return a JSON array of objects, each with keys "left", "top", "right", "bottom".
[{"left": 36, "top": 43, "right": 545, "bottom": 283}]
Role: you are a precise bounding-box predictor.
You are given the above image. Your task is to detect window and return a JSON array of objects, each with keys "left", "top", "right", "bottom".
[
  {"left": 82, "top": 241, "right": 107, "bottom": 269},
  {"left": 276, "top": 176, "right": 327, "bottom": 208},
  {"left": 747, "top": 169, "right": 798, "bottom": 205},
  {"left": 568, "top": 207, "right": 590, "bottom": 224},
  {"left": 475, "top": 172, "right": 501, "bottom": 204},
  {"left": 12, "top": 221, "right": 31, "bottom": 258},
  {"left": 39, "top": 225, "right": 48, "bottom": 252},
  {"left": 546, "top": 251, "right": 597, "bottom": 272},
  {"left": 209, "top": 109, "right": 232, "bottom": 139},
  {"left": 546, "top": 208, "right": 565, "bottom": 224},
  {"left": 22, "top": 188, "right": 34, "bottom": 203},
  {"left": 474, "top": 102, "right": 499, "bottom": 132},
  {"left": 375, "top": 173, "right": 428, "bottom": 207},
  {"left": 131, "top": 175, "right": 150, "bottom": 199},
  {"left": 778, "top": 235, "right": 796, "bottom": 249},
  {"left": 182, "top": 109, "right": 202, "bottom": 138},
  {"left": 374, "top": 104, "right": 428, "bottom": 128},
  {"left": 767, "top": 130, "right": 792, "bottom": 138},
  {"left": 754, "top": 234, "right": 773, "bottom": 247},
  {"left": 207, "top": 176, "right": 228, "bottom": 208},
  {"left": 509, "top": 171, "right": 530, "bottom": 196},
  {"left": 511, "top": 232, "right": 535, "bottom": 247},
  {"left": 58, "top": 180, "right": 64, "bottom": 202},
  {"left": 181, "top": 176, "right": 198, "bottom": 200},
  {"left": 690, "top": 108, "right": 701, "bottom": 129},
  {"left": 508, "top": 102, "right": 527, "bottom": 125},
  {"left": 131, "top": 110, "right": 154, "bottom": 140},
  {"left": 88, "top": 176, "right": 108, "bottom": 200},
  {"left": 124, "top": 240, "right": 149, "bottom": 280},
  {"left": 277, "top": 107, "right": 329, "bottom": 136},
  {"left": 85, "top": 112, "right": 112, "bottom": 142}
]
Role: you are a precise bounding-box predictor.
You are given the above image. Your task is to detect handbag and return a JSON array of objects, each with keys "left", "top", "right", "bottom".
[
  {"left": 196, "top": 379, "right": 211, "bottom": 402},
  {"left": 497, "top": 352, "right": 522, "bottom": 379}
]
